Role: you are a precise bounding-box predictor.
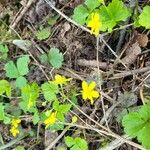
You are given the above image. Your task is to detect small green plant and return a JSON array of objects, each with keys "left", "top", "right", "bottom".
[
  {"left": 72, "top": 0, "right": 131, "bottom": 34},
  {"left": 73, "top": 0, "right": 150, "bottom": 35},
  {"left": 42, "top": 99, "right": 72, "bottom": 130},
  {"left": 4, "top": 55, "right": 30, "bottom": 88},
  {"left": 138, "top": 6, "right": 150, "bottom": 29},
  {"left": 40, "top": 48, "right": 64, "bottom": 69},
  {"left": 122, "top": 103, "right": 150, "bottom": 149},
  {"left": 0, "top": 80, "right": 11, "bottom": 97},
  {"left": 0, "top": 44, "right": 9, "bottom": 60},
  {"left": 65, "top": 136, "right": 88, "bottom": 150},
  {"left": 13, "top": 146, "right": 25, "bottom": 150},
  {"left": 35, "top": 27, "right": 51, "bottom": 40},
  {"left": 99, "top": 0, "right": 131, "bottom": 31},
  {"left": 41, "top": 81, "right": 59, "bottom": 102},
  {"left": 0, "top": 103, "right": 11, "bottom": 124}
]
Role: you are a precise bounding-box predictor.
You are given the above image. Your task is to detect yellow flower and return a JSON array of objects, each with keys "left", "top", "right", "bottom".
[
  {"left": 53, "top": 74, "right": 72, "bottom": 85},
  {"left": 10, "top": 126, "right": 20, "bottom": 137},
  {"left": 87, "top": 12, "right": 102, "bottom": 36},
  {"left": 44, "top": 112, "right": 57, "bottom": 129},
  {"left": 11, "top": 118, "right": 21, "bottom": 128},
  {"left": 81, "top": 81, "right": 99, "bottom": 104}
]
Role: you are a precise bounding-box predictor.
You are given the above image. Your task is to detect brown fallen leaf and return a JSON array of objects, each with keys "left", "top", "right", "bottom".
[
  {"left": 121, "top": 42, "right": 141, "bottom": 65},
  {"left": 136, "top": 33, "right": 149, "bottom": 47}
]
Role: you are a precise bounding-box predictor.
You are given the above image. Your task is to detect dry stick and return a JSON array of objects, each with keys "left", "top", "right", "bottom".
[
  {"left": 99, "top": 134, "right": 132, "bottom": 150},
  {"left": 43, "top": 1, "right": 144, "bottom": 149},
  {"left": 44, "top": 0, "right": 129, "bottom": 69},
  {"left": 96, "top": 36, "right": 110, "bottom": 130},
  {"left": 99, "top": 37, "right": 128, "bottom": 69},
  {"left": 43, "top": 0, "right": 133, "bottom": 37},
  {"left": 0, "top": 135, "right": 26, "bottom": 150},
  {"left": 100, "top": 100, "right": 122, "bottom": 125},
  {"left": 28, "top": 51, "right": 50, "bottom": 80},
  {"left": 10, "top": 0, "right": 36, "bottom": 29},
  {"left": 77, "top": 59, "right": 109, "bottom": 69},
  {"left": 66, "top": 97, "right": 144, "bottom": 150},
  {"left": 116, "top": 24, "right": 128, "bottom": 54},
  {"left": 44, "top": 0, "right": 90, "bottom": 33},
  {"left": 110, "top": 66, "right": 150, "bottom": 79},
  {"left": 133, "top": 72, "right": 150, "bottom": 92},
  {"left": 45, "top": 126, "right": 69, "bottom": 150}
]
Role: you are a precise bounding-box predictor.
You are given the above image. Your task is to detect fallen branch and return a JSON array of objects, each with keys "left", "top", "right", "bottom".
[
  {"left": 10, "top": 0, "right": 36, "bottom": 29},
  {"left": 77, "top": 59, "right": 111, "bottom": 69},
  {"left": 111, "top": 66, "right": 150, "bottom": 79}
]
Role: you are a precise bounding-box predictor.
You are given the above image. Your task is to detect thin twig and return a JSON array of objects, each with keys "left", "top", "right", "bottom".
[
  {"left": 44, "top": 0, "right": 133, "bottom": 37},
  {"left": 110, "top": 66, "right": 150, "bottom": 79},
  {"left": 10, "top": 0, "right": 36, "bottom": 29},
  {"left": 66, "top": 97, "right": 144, "bottom": 150},
  {"left": 96, "top": 36, "right": 110, "bottom": 130},
  {"left": 0, "top": 134, "right": 26, "bottom": 150},
  {"left": 45, "top": 126, "right": 69, "bottom": 150},
  {"left": 77, "top": 59, "right": 110, "bottom": 69}
]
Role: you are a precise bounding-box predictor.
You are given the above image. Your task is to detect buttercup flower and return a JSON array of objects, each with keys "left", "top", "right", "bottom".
[
  {"left": 44, "top": 112, "right": 57, "bottom": 129},
  {"left": 81, "top": 81, "right": 99, "bottom": 104},
  {"left": 10, "top": 126, "right": 20, "bottom": 137},
  {"left": 87, "top": 12, "right": 102, "bottom": 36},
  {"left": 11, "top": 118, "right": 21, "bottom": 128},
  {"left": 53, "top": 74, "right": 72, "bottom": 85}
]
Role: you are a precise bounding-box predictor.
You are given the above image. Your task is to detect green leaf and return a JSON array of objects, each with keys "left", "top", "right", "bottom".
[
  {"left": 75, "top": 137, "right": 88, "bottom": 150},
  {"left": 139, "top": 6, "right": 150, "bottom": 29},
  {"left": 137, "top": 123, "right": 150, "bottom": 149},
  {"left": 36, "top": 28, "right": 51, "bottom": 40},
  {"left": 5, "top": 61, "right": 19, "bottom": 78},
  {"left": 85, "top": 0, "right": 100, "bottom": 11},
  {"left": 65, "top": 136, "right": 88, "bottom": 150},
  {"left": 3, "top": 116, "right": 11, "bottom": 124},
  {"left": 0, "top": 53, "right": 8, "bottom": 60},
  {"left": 17, "top": 55, "right": 30, "bottom": 76},
  {"left": 59, "top": 104, "right": 71, "bottom": 113},
  {"left": 72, "top": 5, "right": 89, "bottom": 25},
  {"left": 41, "top": 82, "right": 59, "bottom": 101},
  {"left": 57, "top": 112, "right": 65, "bottom": 122},
  {"left": 70, "top": 145, "right": 81, "bottom": 150},
  {"left": 0, "top": 80, "right": 11, "bottom": 97},
  {"left": 40, "top": 53, "right": 48, "bottom": 64},
  {"left": 33, "top": 111, "right": 40, "bottom": 125},
  {"left": 20, "top": 83, "right": 39, "bottom": 112},
  {"left": 122, "top": 104, "right": 150, "bottom": 149},
  {"left": 0, "top": 103, "right": 5, "bottom": 120},
  {"left": 15, "top": 76, "right": 27, "bottom": 88},
  {"left": 99, "top": 0, "right": 131, "bottom": 31},
  {"left": 138, "top": 104, "right": 150, "bottom": 122},
  {"left": 122, "top": 112, "right": 145, "bottom": 137},
  {"left": 65, "top": 136, "right": 75, "bottom": 147},
  {"left": 48, "top": 48, "right": 64, "bottom": 69},
  {"left": 48, "top": 15, "right": 59, "bottom": 26},
  {"left": 13, "top": 146, "right": 25, "bottom": 150},
  {"left": 0, "top": 44, "right": 8, "bottom": 53},
  {"left": 53, "top": 100, "right": 60, "bottom": 110}
]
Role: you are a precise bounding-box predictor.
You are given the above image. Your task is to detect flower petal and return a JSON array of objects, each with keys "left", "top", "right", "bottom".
[
  {"left": 82, "top": 81, "right": 88, "bottom": 90},
  {"left": 91, "top": 91, "right": 99, "bottom": 98},
  {"left": 82, "top": 91, "right": 88, "bottom": 100},
  {"left": 89, "top": 81, "right": 96, "bottom": 90},
  {"left": 90, "top": 99, "right": 94, "bottom": 105}
]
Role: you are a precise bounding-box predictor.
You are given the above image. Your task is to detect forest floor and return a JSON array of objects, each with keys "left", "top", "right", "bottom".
[{"left": 0, "top": 0, "right": 150, "bottom": 150}]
